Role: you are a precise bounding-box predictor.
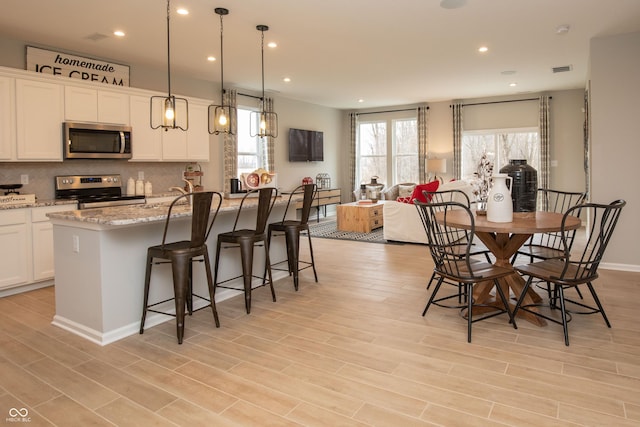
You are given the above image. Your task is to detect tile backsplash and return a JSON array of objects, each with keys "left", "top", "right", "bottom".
[{"left": 0, "top": 161, "right": 188, "bottom": 200}]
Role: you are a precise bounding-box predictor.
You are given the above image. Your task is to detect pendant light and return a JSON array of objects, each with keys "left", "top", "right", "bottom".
[
  {"left": 150, "top": 0, "right": 189, "bottom": 131},
  {"left": 250, "top": 25, "right": 278, "bottom": 138},
  {"left": 208, "top": 7, "right": 236, "bottom": 135}
]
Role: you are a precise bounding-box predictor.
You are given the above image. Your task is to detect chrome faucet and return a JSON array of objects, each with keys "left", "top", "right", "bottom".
[
  {"left": 168, "top": 178, "right": 194, "bottom": 205},
  {"left": 168, "top": 186, "right": 187, "bottom": 195},
  {"left": 182, "top": 178, "right": 194, "bottom": 193}
]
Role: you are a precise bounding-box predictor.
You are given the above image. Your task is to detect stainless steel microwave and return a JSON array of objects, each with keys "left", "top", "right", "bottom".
[{"left": 63, "top": 122, "right": 132, "bottom": 159}]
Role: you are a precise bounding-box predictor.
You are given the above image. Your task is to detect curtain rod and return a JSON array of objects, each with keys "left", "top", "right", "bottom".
[
  {"left": 237, "top": 92, "right": 263, "bottom": 100},
  {"left": 356, "top": 106, "right": 428, "bottom": 116},
  {"left": 451, "top": 97, "right": 551, "bottom": 108}
]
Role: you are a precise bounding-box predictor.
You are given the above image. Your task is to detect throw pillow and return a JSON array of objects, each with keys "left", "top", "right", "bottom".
[
  {"left": 409, "top": 180, "right": 440, "bottom": 204},
  {"left": 398, "top": 184, "right": 416, "bottom": 198}
]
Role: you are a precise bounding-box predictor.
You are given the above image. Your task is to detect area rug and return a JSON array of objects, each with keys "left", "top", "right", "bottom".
[{"left": 308, "top": 218, "right": 394, "bottom": 244}]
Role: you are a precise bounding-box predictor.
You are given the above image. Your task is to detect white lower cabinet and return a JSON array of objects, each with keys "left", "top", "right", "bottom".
[
  {"left": 0, "top": 205, "right": 73, "bottom": 292},
  {"left": 0, "top": 209, "right": 30, "bottom": 289}
]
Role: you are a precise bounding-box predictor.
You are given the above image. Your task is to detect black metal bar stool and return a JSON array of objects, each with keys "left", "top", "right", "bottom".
[
  {"left": 140, "top": 191, "right": 223, "bottom": 344},
  {"left": 213, "top": 187, "right": 277, "bottom": 314},
  {"left": 267, "top": 184, "right": 318, "bottom": 290}
]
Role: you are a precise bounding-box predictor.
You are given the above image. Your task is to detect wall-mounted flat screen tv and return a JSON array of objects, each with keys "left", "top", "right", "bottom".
[{"left": 288, "top": 128, "right": 323, "bottom": 162}]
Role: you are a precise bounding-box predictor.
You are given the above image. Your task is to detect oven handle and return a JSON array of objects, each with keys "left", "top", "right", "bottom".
[{"left": 119, "top": 131, "right": 125, "bottom": 154}]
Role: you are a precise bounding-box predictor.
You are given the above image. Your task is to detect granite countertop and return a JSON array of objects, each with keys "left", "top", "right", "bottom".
[
  {"left": 0, "top": 198, "right": 78, "bottom": 211},
  {"left": 47, "top": 195, "right": 294, "bottom": 227}
]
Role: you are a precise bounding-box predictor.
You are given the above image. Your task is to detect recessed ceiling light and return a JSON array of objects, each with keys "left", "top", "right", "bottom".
[
  {"left": 509, "top": 82, "right": 517, "bottom": 87},
  {"left": 283, "top": 77, "right": 291, "bottom": 83},
  {"left": 207, "top": 56, "right": 216, "bottom": 62},
  {"left": 177, "top": 8, "right": 189, "bottom": 15},
  {"left": 267, "top": 42, "right": 277, "bottom": 48},
  {"left": 478, "top": 46, "right": 488, "bottom": 53},
  {"left": 358, "top": 99, "right": 364, "bottom": 103},
  {"left": 440, "top": 0, "right": 467, "bottom": 9},
  {"left": 556, "top": 24, "right": 570, "bottom": 34},
  {"left": 113, "top": 30, "right": 125, "bottom": 37}
]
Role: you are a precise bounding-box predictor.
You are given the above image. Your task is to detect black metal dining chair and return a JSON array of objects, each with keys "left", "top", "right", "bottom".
[
  {"left": 511, "top": 188, "right": 587, "bottom": 300},
  {"left": 266, "top": 184, "right": 318, "bottom": 291},
  {"left": 512, "top": 189, "right": 587, "bottom": 264},
  {"left": 213, "top": 187, "right": 278, "bottom": 314},
  {"left": 415, "top": 200, "right": 517, "bottom": 342},
  {"left": 421, "top": 190, "right": 493, "bottom": 303},
  {"left": 140, "top": 191, "right": 223, "bottom": 344},
  {"left": 513, "top": 199, "right": 626, "bottom": 345}
]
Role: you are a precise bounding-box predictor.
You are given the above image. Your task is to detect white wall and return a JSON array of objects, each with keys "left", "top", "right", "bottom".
[{"left": 589, "top": 31, "right": 640, "bottom": 270}]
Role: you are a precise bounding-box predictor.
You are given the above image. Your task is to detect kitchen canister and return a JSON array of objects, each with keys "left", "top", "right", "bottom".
[
  {"left": 500, "top": 159, "right": 537, "bottom": 213},
  {"left": 144, "top": 181, "right": 153, "bottom": 197},
  {"left": 126, "top": 177, "right": 136, "bottom": 196},
  {"left": 487, "top": 173, "right": 513, "bottom": 223},
  {"left": 135, "top": 179, "right": 144, "bottom": 196}
]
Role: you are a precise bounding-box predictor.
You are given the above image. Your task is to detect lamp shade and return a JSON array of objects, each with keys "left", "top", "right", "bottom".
[{"left": 427, "top": 158, "right": 447, "bottom": 174}]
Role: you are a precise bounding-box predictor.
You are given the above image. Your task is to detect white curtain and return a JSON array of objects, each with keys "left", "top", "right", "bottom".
[
  {"left": 452, "top": 103, "right": 463, "bottom": 179},
  {"left": 222, "top": 89, "right": 238, "bottom": 194},
  {"left": 349, "top": 113, "right": 358, "bottom": 201},
  {"left": 417, "top": 106, "right": 429, "bottom": 183},
  {"left": 262, "top": 97, "right": 276, "bottom": 171},
  {"left": 539, "top": 95, "right": 551, "bottom": 191}
]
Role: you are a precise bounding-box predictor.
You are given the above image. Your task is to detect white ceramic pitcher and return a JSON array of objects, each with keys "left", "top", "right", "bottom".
[{"left": 487, "top": 173, "right": 513, "bottom": 223}]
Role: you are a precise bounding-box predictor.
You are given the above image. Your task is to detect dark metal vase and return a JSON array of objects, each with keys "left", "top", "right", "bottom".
[{"left": 500, "top": 159, "right": 537, "bottom": 212}]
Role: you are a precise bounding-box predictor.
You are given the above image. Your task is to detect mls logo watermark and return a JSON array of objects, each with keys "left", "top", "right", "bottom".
[{"left": 6, "top": 407, "right": 31, "bottom": 423}]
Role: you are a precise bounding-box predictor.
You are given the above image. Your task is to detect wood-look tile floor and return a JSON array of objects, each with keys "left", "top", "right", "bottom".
[{"left": 1, "top": 237, "right": 640, "bottom": 426}]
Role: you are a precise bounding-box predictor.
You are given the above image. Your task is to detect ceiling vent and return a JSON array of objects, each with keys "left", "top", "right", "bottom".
[
  {"left": 85, "top": 32, "right": 109, "bottom": 42},
  {"left": 552, "top": 65, "right": 573, "bottom": 73}
]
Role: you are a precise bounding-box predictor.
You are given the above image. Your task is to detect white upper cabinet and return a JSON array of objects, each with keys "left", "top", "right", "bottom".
[
  {"left": 129, "top": 95, "right": 162, "bottom": 160},
  {"left": 97, "top": 90, "right": 129, "bottom": 124},
  {"left": 0, "top": 76, "right": 16, "bottom": 160},
  {"left": 131, "top": 95, "right": 209, "bottom": 162},
  {"left": 186, "top": 101, "right": 211, "bottom": 161},
  {"left": 16, "top": 78, "right": 64, "bottom": 161},
  {"left": 64, "top": 85, "right": 97, "bottom": 122},
  {"left": 64, "top": 85, "right": 129, "bottom": 124}
]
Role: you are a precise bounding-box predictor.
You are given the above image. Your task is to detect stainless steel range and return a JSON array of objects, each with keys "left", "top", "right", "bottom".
[{"left": 55, "top": 174, "right": 146, "bottom": 209}]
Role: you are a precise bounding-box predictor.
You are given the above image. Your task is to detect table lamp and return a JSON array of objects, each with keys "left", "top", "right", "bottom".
[{"left": 427, "top": 158, "right": 447, "bottom": 183}]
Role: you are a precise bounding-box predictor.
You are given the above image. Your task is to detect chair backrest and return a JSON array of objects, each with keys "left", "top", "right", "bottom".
[
  {"left": 538, "top": 188, "right": 587, "bottom": 213},
  {"left": 559, "top": 199, "right": 626, "bottom": 281},
  {"left": 299, "top": 184, "right": 317, "bottom": 225},
  {"left": 161, "top": 191, "right": 222, "bottom": 248},
  {"left": 424, "top": 189, "right": 471, "bottom": 207},
  {"left": 415, "top": 200, "right": 479, "bottom": 280},
  {"left": 232, "top": 187, "right": 278, "bottom": 234},
  {"left": 535, "top": 188, "right": 588, "bottom": 251}
]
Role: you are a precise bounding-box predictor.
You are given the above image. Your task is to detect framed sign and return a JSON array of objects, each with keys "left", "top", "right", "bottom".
[{"left": 26, "top": 46, "right": 130, "bottom": 87}]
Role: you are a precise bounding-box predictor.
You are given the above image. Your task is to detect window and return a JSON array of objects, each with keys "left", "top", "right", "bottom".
[
  {"left": 461, "top": 127, "right": 540, "bottom": 179},
  {"left": 357, "top": 114, "right": 418, "bottom": 186},
  {"left": 237, "top": 107, "right": 264, "bottom": 176}
]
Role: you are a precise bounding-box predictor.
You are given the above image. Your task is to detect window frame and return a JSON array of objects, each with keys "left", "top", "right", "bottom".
[
  {"left": 461, "top": 126, "right": 540, "bottom": 180},
  {"left": 356, "top": 111, "right": 418, "bottom": 187},
  {"left": 236, "top": 106, "right": 265, "bottom": 176}
]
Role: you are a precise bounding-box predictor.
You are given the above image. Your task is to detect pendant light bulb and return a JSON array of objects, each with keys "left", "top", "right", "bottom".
[
  {"left": 208, "top": 7, "right": 237, "bottom": 135},
  {"left": 164, "top": 98, "right": 175, "bottom": 120},
  {"left": 150, "top": 0, "right": 189, "bottom": 131},
  {"left": 249, "top": 24, "right": 278, "bottom": 138}
]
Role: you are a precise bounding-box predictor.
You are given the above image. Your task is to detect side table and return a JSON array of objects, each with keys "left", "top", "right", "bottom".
[{"left": 336, "top": 201, "right": 385, "bottom": 233}]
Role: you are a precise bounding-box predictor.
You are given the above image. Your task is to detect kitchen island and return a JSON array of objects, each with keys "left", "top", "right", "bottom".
[{"left": 48, "top": 195, "right": 292, "bottom": 345}]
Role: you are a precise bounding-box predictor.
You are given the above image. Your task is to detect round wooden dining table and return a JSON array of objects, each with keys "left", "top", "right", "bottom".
[{"left": 435, "top": 210, "right": 581, "bottom": 326}]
